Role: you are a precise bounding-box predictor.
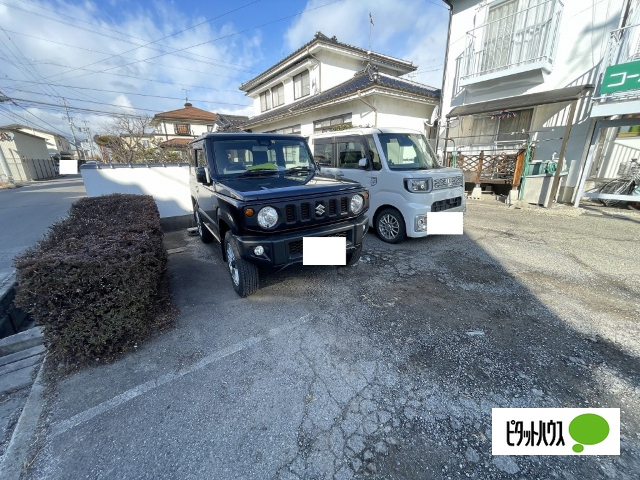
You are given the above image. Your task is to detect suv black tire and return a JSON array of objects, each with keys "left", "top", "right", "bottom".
[
  {"left": 345, "top": 244, "right": 362, "bottom": 266},
  {"left": 195, "top": 207, "right": 213, "bottom": 243},
  {"left": 376, "top": 208, "right": 406, "bottom": 244},
  {"left": 224, "top": 232, "right": 259, "bottom": 297}
]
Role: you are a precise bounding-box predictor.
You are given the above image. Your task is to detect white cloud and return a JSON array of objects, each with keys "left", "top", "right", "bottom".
[
  {"left": 0, "top": 0, "right": 263, "bottom": 138},
  {"left": 285, "top": 0, "right": 449, "bottom": 88}
]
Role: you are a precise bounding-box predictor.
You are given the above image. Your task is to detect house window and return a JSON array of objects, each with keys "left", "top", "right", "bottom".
[
  {"left": 294, "top": 70, "right": 310, "bottom": 99},
  {"left": 266, "top": 125, "right": 301, "bottom": 134},
  {"left": 260, "top": 90, "right": 272, "bottom": 112},
  {"left": 174, "top": 124, "right": 191, "bottom": 135},
  {"left": 272, "top": 83, "right": 285, "bottom": 107},
  {"left": 313, "top": 113, "right": 352, "bottom": 133},
  {"left": 481, "top": 0, "right": 553, "bottom": 73},
  {"left": 464, "top": 108, "right": 533, "bottom": 147}
]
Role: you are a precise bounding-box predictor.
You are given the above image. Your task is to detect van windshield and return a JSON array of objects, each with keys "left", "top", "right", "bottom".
[{"left": 377, "top": 133, "right": 440, "bottom": 170}]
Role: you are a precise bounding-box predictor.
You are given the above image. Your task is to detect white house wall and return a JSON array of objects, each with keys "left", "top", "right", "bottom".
[
  {"left": 442, "top": 0, "right": 624, "bottom": 200},
  {"left": 249, "top": 94, "right": 435, "bottom": 137},
  {"left": 316, "top": 50, "right": 366, "bottom": 92}
]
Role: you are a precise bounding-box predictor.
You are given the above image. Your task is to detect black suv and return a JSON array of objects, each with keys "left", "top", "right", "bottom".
[{"left": 189, "top": 133, "right": 369, "bottom": 297}]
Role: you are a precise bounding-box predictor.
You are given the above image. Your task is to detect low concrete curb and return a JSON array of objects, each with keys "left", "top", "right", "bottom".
[
  {"left": 0, "top": 354, "right": 47, "bottom": 480},
  {"left": 0, "top": 328, "right": 44, "bottom": 357}
]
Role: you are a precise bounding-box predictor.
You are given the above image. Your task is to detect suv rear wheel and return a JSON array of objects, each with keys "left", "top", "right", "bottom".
[
  {"left": 376, "top": 208, "right": 406, "bottom": 244},
  {"left": 224, "top": 232, "right": 259, "bottom": 297}
]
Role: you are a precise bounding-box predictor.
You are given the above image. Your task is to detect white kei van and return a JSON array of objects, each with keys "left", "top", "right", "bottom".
[{"left": 308, "top": 127, "right": 465, "bottom": 243}]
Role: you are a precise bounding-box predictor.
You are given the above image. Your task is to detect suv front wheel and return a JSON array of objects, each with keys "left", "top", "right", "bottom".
[{"left": 224, "top": 232, "right": 259, "bottom": 297}]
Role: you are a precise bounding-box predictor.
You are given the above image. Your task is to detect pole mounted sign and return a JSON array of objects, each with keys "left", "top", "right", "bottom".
[{"left": 601, "top": 60, "right": 640, "bottom": 94}]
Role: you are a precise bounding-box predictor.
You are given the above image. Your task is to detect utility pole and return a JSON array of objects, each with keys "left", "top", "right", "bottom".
[
  {"left": 0, "top": 90, "right": 14, "bottom": 184},
  {"left": 82, "top": 119, "right": 96, "bottom": 159},
  {"left": 63, "top": 98, "right": 82, "bottom": 160}
]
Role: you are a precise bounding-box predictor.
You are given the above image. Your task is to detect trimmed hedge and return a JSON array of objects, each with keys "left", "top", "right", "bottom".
[{"left": 14, "top": 194, "right": 174, "bottom": 366}]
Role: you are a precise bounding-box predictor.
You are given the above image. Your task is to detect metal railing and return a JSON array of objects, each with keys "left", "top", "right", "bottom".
[
  {"left": 458, "top": 0, "right": 563, "bottom": 83},
  {"left": 595, "top": 23, "right": 640, "bottom": 102}
]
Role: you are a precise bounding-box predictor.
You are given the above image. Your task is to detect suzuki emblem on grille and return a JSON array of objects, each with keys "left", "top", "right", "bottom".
[{"left": 315, "top": 203, "right": 325, "bottom": 215}]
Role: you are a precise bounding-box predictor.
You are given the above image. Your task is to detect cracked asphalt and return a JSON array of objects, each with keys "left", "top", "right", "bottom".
[{"left": 23, "top": 200, "right": 640, "bottom": 479}]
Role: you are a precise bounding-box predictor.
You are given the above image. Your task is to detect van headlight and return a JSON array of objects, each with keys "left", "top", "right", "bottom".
[
  {"left": 406, "top": 179, "right": 429, "bottom": 192},
  {"left": 350, "top": 194, "right": 364, "bottom": 214},
  {"left": 257, "top": 206, "right": 278, "bottom": 229}
]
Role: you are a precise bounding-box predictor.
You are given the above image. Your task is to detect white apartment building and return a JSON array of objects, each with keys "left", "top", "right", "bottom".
[{"left": 439, "top": 0, "right": 625, "bottom": 204}]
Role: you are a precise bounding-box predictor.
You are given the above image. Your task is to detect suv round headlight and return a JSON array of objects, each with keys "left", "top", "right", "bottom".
[
  {"left": 350, "top": 194, "right": 364, "bottom": 214},
  {"left": 257, "top": 206, "right": 278, "bottom": 229}
]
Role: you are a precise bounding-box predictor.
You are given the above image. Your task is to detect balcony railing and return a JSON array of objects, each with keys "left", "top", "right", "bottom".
[
  {"left": 595, "top": 23, "right": 640, "bottom": 103},
  {"left": 457, "top": 0, "right": 563, "bottom": 85}
]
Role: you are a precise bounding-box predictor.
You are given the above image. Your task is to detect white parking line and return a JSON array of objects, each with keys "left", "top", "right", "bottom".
[{"left": 51, "top": 314, "right": 310, "bottom": 438}]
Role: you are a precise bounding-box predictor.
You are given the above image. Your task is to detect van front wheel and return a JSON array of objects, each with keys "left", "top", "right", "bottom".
[{"left": 376, "top": 208, "right": 406, "bottom": 244}]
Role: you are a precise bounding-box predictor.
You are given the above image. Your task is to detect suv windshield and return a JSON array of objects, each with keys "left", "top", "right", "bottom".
[
  {"left": 377, "top": 133, "right": 440, "bottom": 170},
  {"left": 213, "top": 138, "right": 314, "bottom": 176}
]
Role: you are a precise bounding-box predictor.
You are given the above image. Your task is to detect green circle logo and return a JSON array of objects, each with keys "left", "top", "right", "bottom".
[{"left": 569, "top": 414, "right": 610, "bottom": 453}]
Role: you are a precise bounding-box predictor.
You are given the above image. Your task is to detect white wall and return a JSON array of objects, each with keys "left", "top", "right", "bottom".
[
  {"left": 317, "top": 50, "right": 364, "bottom": 92},
  {"left": 249, "top": 94, "right": 436, "bottom": 138},
  {"left": 0, "top": 131, "right": 50, "bottom": 162},
  {"left": 80, "top": 164, "right": 192, "bottom": 218},
  {"left": 441, "top": 0, "right": 623, "bottom": 197}
]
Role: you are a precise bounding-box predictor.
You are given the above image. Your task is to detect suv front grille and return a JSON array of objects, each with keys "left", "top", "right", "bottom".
[
  {"left": 285, "top": 205, "right": 295, "bottom": 223},
  {"left": 329, "top": 199, "right": 336, "bottom": 215},
  {"left": 300, "top": 203, "right": 310, "bottom": 220},
  {"left": 431, "top": 196, "right": 462, "bottom": 212},
  {"left": 340, "top": 197, "right": 348, "bottom": 214}
]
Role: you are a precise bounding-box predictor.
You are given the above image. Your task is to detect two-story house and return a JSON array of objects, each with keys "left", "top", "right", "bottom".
[
  {"left": 439, "top": 0, "right": 625, "bottom": 205},
  {"left": 239, "top": 32, "right": 440, "bottom": 138},
  {"left": 150, "top": 102, "right": 219, "bottom": 149},
  {"left": 2, "top": 123, "right": 72, "bottom": 157}
]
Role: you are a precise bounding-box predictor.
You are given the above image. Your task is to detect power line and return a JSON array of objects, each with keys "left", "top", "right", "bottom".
[
  {"left": 43, "top": 0, "right": 264, "bottom": 81},
  {"left": 0, "top": 28, "right": 251, "bottom": 90},
  {"left": 0, "top": 98, "right": 72, "bottom": 137},
  {"left": 1, "top": 0, "right": 260, "bottom": 73},
  {"left": 3, "top": 86, "right": 251, "bottom": 107},
  {"left": 423, "top": 0, "right": 449, "bottom": 10},
  {"left": 47, "top": 0, "right": 345, "bottom": 84},
  {"left": 0, "top": 59, "right": 233, "bottom": 92}
]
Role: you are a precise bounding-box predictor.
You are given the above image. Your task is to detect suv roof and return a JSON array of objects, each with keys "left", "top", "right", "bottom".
[
  {"left": 310, "top": 127, "right": 423, "bottom": 139},
  {"left": 189, "top": 132, "right": 305, "bottom": 145}
]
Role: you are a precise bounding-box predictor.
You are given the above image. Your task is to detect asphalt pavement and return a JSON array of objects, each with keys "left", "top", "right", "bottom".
[
  {"left": 0, "top": 176, "right": 86, "bottom": 286},
  {"left": 17, "top": 200, "right": 640, "bottom": 479}
]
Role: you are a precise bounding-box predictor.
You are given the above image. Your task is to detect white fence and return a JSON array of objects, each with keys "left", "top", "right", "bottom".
[{"left": 80, "top": 163, "right": 193, "bottom": 219}]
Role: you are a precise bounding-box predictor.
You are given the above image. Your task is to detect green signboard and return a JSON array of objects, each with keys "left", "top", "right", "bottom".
[{"left": 601, "top": 60, "right": 640, "bottom": 94}]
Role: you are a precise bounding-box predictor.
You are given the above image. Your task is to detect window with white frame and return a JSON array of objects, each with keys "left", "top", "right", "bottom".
[
  {"left": 260, "top": 90, "right": 272, "bottom": 112},
  {"left": 450, "top": 108, "right": 533, "bottom": 148},
  {"left": 294, "top": 70, "right": 310, "bottom": 99},
  {"left": 266, "top": 125, "right": 301, "bottom": 134},
  {"left": 481, "top": 0, "right": 553, "bottom": 73},
  {"left": 313, "top": 113, "right": 352, "bottom": 133},
  {"left": 272, "top": 83, "right": 285, "bottom": 107}
]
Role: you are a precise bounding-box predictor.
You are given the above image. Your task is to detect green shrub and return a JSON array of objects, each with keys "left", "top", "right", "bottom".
[{"left": 14, "top": 194, "right": 174, "bottom": 366}]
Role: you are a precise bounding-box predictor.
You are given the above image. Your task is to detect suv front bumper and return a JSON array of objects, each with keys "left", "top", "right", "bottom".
[{"left": 235, "top": 215, "right": 368, "bottom": 267}]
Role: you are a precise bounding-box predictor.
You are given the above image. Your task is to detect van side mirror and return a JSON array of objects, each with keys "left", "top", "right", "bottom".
[
  {"left": 196, "top": 166, "right": 207, "bottom": 184},
  {"left": 358, "top": 158, "right": 369, "bottom": 169}
]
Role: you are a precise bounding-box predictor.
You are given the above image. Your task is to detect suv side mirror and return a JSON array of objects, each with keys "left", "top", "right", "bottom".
[{"left": 196, "top": 166, "right": 207, "bottom": 184}]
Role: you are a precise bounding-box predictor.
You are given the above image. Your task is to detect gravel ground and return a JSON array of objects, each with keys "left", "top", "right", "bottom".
[{"left": 22, "top": 199, "right": 640, "bottom": 480}]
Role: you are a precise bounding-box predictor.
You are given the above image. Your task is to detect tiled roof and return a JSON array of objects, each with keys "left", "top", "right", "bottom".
[
  {"left": 242, "top": 68, "right": 440, "bottom": 127},
  {"left": 152, "top": 103, "right": 217, "bottom": 123},
  {"left": 159, "top": 138, "right": 192, "bottom": 148},
  {"left": 239, "top": 32, "right": 416, "bottom": 92}
]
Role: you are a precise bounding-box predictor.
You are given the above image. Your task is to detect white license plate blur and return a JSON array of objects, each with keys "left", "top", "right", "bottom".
[{"left": 303, "top": 237, "right": 346, "bottom": 265}]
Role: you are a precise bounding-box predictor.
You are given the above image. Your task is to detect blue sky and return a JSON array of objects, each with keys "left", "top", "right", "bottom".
[{"left": 0, "top": 0, "right": 449, "bottom": 140}]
